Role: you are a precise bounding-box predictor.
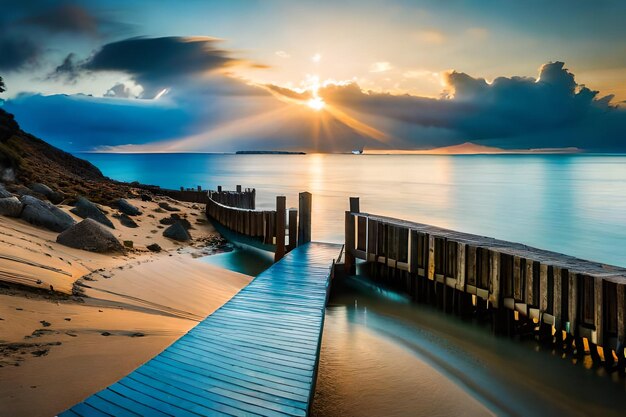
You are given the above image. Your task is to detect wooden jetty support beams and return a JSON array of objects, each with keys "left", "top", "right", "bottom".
[
  {"left": 344, "top": 197, "right": 626, "bottom": 368},
  {"left": 61, "top": 242, "right": 343, "bottom": 417},
  {"left": 206, "top": 187, "right": 312, "bottom": 261}
]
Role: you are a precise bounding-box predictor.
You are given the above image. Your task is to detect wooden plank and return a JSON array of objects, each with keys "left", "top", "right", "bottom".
[
  {"left": 618, "top": 283, "right": 626, "bottom": 347},
  {"left": 288, "top": 209, "right": 297, "bottom": 252},
  {"left": 349, "top": 197, "right": 360, "bottom": 213},
  {"left": 367, "top": 219, "right": 378, "bottom": 262},
  {"left": 553, "top": 266, "right": 562, "bottom": 329},
  {"left": 345, "top": 212, "right": 355, "bottom": 274},
  {"left": 525, "top": 260, "right": 534, "bottom": 306},
  {"left": 513, "top": 256, "right": 522, "bottom": 301},
  {"left": 595, "top": 276, "right": 603, "bottom": 345},
  {"left": 357, "top": 216, "right": 367, "bottom": 251},
  {"left": 489, "top": 250, "right": 500, "bottom": 308},
  {"left": 427, "top": 234, "right": 435, "bottom": 280},
  {"left": 466, "top": 245, "right": 477, "bottom": 289},
  {"left": 275, "top": 197, "right": 286, "bottom": 261},
  {"left": 62, "top": 243, "right": 341, "bottom": 417},
  {"left": 539, "top": 263, "right": 549, "bottom": 313},
  {"left": 298, "top": 192, "right": 312, "bottom": 245},
  {"left": 456, "top": 243, "right": 466, "bottom": 291},
  {"left": 567, "top": 271, "right": 578, "bottom": 336}
]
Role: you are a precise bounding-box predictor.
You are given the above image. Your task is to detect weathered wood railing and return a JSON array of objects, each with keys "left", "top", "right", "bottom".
[
  {"left": 206, "top": 186, "right": 312, "bottom": 261},
  {"left": 344, "top": 197, "right": 626, "bottom": 367},
  {"left": 209, "top": 185, "right": 255, "bottom": 209}
]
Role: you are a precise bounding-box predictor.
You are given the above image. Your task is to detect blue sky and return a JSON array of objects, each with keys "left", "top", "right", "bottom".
[{"left": 1, "top": 0, "right": 625, "bottom": 152}]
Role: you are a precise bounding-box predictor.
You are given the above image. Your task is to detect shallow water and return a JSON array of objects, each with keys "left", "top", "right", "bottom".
[
  {"left": 86, "top": 153, "right": 626, "bottom": 416},
  {"left": 313, "top": 271, "right": 626, "bottom": 417},
  {"left": 80, "top": 153, "right": 626, "bottom": 267}
]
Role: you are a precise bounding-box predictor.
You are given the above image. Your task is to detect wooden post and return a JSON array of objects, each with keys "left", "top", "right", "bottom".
[
  {"left": 349, "top": 197, "right": 360, "bottom": 213},
  {"left": 275, "top": 196, "right": 286, "bottom": 261},
  {"left": 298, "top": 192, "right": 312, "bottom": 245},
  {"left": 236, "top": 185, "right": 242, "bottom": 193},
  {"left": 287, "top": 209, "right": 297, "bottom": 252},
  {"left": 345, "top": 211, "right": 356, "bottom": 275},
  {"left": 217, "top": 185, "right": 222, "bottom": 192}
]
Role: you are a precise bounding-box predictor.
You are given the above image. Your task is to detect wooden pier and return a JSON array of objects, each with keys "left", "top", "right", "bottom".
[
  {"left": 206, "top": 187, "right": 312, "bottom": 261},
  {"left": 61, "top": 242, "right": 342, "bottom": 417},
  {"left": 344, "top": 197, "right": 626, "bottom": 368}
]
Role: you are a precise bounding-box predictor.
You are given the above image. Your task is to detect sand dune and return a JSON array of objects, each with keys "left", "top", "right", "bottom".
[{"left": 0, "top": 196, "right": 253, "bottom": 417}]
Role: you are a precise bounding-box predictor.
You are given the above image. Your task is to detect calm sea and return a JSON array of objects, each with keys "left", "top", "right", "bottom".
[
  {"left": 80, "top": 152, "right": 626, "bottom": 416},
  {"left": 80, "top": 153, "right": 626, "bottom": 267}
]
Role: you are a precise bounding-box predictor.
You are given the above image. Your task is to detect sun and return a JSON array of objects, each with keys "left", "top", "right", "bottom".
[{"left": 307, "top": 96, "right": 326, "bottom": 111}]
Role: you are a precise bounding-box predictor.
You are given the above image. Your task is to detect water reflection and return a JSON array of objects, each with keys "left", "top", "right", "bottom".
[
  {"left": 80, "top": 153, "right": 626, "bottom": 267},
  {"left": 312, "top": 273, "right": 626, "bottom": 417}
]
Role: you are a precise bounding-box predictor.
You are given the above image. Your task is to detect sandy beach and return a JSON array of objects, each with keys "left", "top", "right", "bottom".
[{"left": 0, "top": 196, "right": 253, "bottom": 417}]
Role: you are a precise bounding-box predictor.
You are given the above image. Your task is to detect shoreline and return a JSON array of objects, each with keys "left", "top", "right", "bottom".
[{"left": 0, "top": 194, "right": 253, "bottom": 417}]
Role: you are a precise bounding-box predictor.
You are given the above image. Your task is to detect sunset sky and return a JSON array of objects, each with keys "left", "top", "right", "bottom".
[{"left": 1, "top": 0, "right": 625, "bottom": 152}]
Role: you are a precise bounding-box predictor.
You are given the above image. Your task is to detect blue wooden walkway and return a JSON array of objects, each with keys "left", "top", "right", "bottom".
[{"left": 61, "top": 242, "right": 342, "bottom": 417}]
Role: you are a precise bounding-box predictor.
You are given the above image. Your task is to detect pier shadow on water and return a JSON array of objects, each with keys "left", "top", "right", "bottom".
[{"left": 312, "top": 263, "right": 626, "bottom": 417}]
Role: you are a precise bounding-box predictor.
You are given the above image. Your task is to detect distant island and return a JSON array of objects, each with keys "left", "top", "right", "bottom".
[{"left": 236, "top": 151, "right": 306, "bottom": 155}]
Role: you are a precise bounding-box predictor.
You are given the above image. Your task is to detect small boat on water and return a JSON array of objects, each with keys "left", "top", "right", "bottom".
[{"left": 351, "top": 148, "right": 364, "bottom": 155}]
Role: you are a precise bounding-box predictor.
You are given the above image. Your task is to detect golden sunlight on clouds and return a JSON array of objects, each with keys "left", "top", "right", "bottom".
[{"left": 307, "top": 96, "right": 326, "bottom": 111}]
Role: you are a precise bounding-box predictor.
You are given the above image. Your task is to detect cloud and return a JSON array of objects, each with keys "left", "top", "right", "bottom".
[
  {"left": 370, "top": 62, "right": 393, "bottom": 73},
  {"left": 312, "top": 62, "right": 626, "bottom": 150},
  {"left": 275, "top": 50, "right": 291, "bottom": 59},
  {"left": 104, "top": 82, "right": 142, "bottom": 99},
  {"left": 0, "top": 2, "right": 131, "bottom": 72},
  {"left": 0, "top": 36, "right": 40, "bottom": 71},
  {"left": 5, "top": 60, "right": 626, "bottom": 153},
  {"left": 21, "top": 4, "right": 100, "bottom": 35},
  {"left": 52, "top": 36, "right": 255, "bottom": 98}
]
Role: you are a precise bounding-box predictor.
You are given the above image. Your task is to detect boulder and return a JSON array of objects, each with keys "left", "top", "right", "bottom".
[
  {"left": 140, "top": 193, "right": 152, "bottom": 202},
  {"left": 0, "top": 196, "right": 22, "bottom": 217},
  {"left": 70, "top": 196, "right": 115, "bottom": 229},
  {"left": 30, "top": 183, "right": 64, "bottom": 204},
  {"left": 159, "top": 214, "right": 192, "bottom": 230},
  {"left": 0, "top": 184, "right": 12, "bottom": 198},
  {"left": 116, "top": 213, "right": 138, "bottom": 228},
  {"left": 163, "top": 222, "right": 191, "bottom": 241},
  {"left": 158, "top": 202, "right": 180, "bottom": 212},
  {"left": 117, "top": 198, "right": 141, "bottom": 216},
  {"left": 57, "top": 218, "right": 124, "bottom": 253},
  {"left": 146, "top": 243, "right": 162, "bottom": 252},
  {"left": 20, "top": 195, "right": 75, "bottom": 232}
]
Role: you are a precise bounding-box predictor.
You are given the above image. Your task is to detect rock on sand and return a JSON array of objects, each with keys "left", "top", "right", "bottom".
[
  {"left": 70, "top": 196, "right": 115, "bottom": 229},
  {"left": 30, "top": 183, "right": 64, "bottom": 204},
  {"left": 0, "top": 196, "right": 22, "bottom": 217},
  {"left": 163, "top": 222, "right": 191, "bottom": 241},
  {"left": 20, "top": 195, "right": 75, "bottom": 232},
  {"left": 57, "top": 218, "right": 124, "bottom": 253},
  {"left": 117, "top": 198, "right": 142, "bottom": 216}
]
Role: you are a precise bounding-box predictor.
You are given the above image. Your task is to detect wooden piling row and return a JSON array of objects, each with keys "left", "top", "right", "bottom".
[
  {"left": 344, "top": 197, "right": 626, "bottom": 365},
  {"left": 208, "top": 187, "right": 256, "bottom": 209},
  {"left": 206, "top": 188, "right": 312, "bottom": 261}
]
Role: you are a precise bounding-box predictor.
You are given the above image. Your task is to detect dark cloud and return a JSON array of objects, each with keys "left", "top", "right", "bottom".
[
  {"left": 5, "top": 61, "right": 625, "bottom": 152},
  {"left": 53, "top": 36, "right": 246, "bottom": 98},
  {"left": 0, "top": 2, "right": 131, "bottom": 73},
  {"left": 47, "top": 53, "right": 80, "bottom": 83},
  {"left": 21, "top": 4, "right": 100, "bottom": 35},
  {"left": 0, "top": 36, "right": 40, "bottom": 71},
  {"left": 313, "top": 62, "right": 626, "bottom": 151}
]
